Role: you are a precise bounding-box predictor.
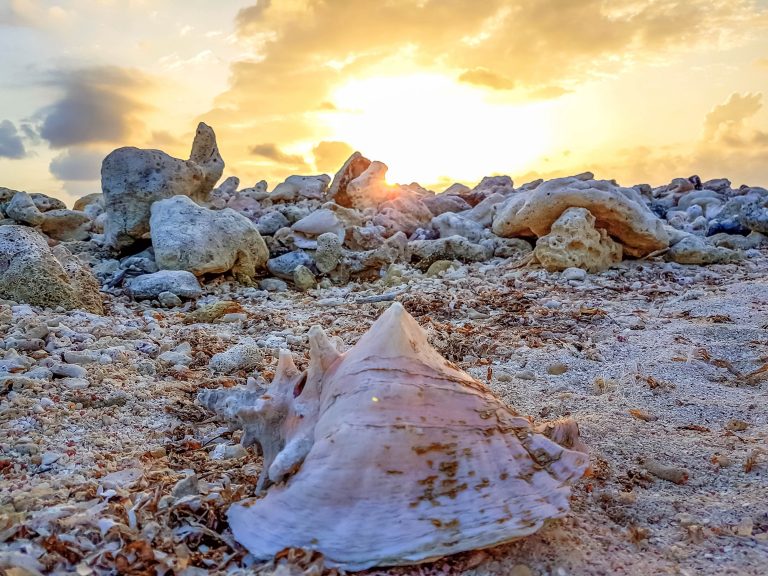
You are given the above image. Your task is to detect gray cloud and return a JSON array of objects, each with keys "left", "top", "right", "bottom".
[
  {"left": 35, "top": 66, "right": 150, "bottom": 148},
  {"left": 49, "top": 148, "right": 106, "bottom": 181},
  {"left": 0, "top": 4, "right": 27, "bottom": 26},
  {"left": 250, "top": 143, "right": 308, "bottom": 167},
  {"left": 0, "top": 120, "right": 26, "bottom": 159}
]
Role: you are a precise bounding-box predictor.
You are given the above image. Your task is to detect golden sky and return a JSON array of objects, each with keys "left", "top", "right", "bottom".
[{"left": 1, "top": 0, "right": 767, "bottom": 206}]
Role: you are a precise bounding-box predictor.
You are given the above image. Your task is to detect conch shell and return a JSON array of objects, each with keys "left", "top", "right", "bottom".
[{"left": 199, "top": 303, "right": 589, "bottom": 570}]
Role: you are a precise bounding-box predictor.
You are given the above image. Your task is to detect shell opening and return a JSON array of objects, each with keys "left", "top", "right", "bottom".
[{"left": 293, "top": 371, "right": 308, "bottom": 398}]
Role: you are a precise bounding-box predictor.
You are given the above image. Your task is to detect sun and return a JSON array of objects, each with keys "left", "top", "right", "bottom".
[{"left": 321, "top": 73, "right": 555, "bottom": 188}]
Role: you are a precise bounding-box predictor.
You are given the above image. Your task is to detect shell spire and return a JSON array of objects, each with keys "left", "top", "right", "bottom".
[{"left": 208, "top": 303, "right": 589, "bottom": 569}]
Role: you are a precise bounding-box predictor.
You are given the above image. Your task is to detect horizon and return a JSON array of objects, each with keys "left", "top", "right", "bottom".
[{"left": 1, "top": 0, "right": 768, "bottom": 207}]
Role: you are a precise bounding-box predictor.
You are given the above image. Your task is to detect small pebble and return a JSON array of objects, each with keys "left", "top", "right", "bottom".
[
  {"left": 547, "top": 363, "right": 568, "bottom": 375},
  {"left": 562, "top": 267, "right": 587, "bottom": 281}
]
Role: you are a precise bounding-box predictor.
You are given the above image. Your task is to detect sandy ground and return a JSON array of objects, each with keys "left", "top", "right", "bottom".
[{"left": 1, "top": 252, "right": 766, "bottom": 575}]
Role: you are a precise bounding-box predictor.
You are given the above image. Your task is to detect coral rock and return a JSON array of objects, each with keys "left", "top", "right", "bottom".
[
  {"left": 200, "top": 303, "right": 588, "bottom": 570},
  {"left": 345, "top": 161, "right": 400, "bottom": 209},
  {"left": 6, "top": 191, "right": 45, "bottom": 226},
  {"left": 410, "top": 235, "right": 492, "bottom": 269},
  {"left": 534, "top": 207, "right": 622, "bottom": 272},
  {"left": 209, "top": 340, "right": 262, "bottom": 374},
  {"left": 102, "top": 122, "right": 224, "bottom": 249},
  {"left": 666, "top": 235, "right": 743, "bottom": 265},
  {"left": 326, "top": 151, "right": 371, "bottom": 206},
  {"left": 493, "top": 177, "right": 669, "bottom": 257},
  {"left": 150, "top": 195, "right": 268, "bottom": 283},
  {"left": 270, "top": 175, "right": 330, "bottom": 202},
  {"left": 126, "top": 270, "right": 202, "bottom": 300},
  {"left": 0, "top": 225, "right": 102, "bottom": 313},
  {"left": 40, "top": 209, "right": 92, "bottom": 241}
]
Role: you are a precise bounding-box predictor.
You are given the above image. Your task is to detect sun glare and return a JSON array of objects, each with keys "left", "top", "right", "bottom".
[{"left": 323, "top": 73, "right": 555, "bottom": 187}]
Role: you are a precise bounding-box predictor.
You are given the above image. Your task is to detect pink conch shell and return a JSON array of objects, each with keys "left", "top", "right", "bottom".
[{"left": 199, "top": 303, "right": 589, "bottom": 570}]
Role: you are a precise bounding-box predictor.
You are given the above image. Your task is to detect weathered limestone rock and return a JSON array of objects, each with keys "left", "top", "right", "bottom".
[
  {"left": 431, "top": 212, "right": 486, "bottom": 242},
  {"left": 422, "top": 193, "right": 472, "bottom": 216},
  {"left": 314, "top": 233, "right": 343, "bottom": 273},
  {"left": 74, "top": 193, "right": 103, "bottom": 212},
  {"left": 102, "top": 122, "right": 224, "bottom": 249},
  {"left": 344, "top": 161, "right": 400, "bottom": 209},
  {"left": 667, "top": 235, "right": 743, "bottom": 265},
  {"left": 6, "top": 191, "right": 45, "bottom": 226},
  {"left": 256, "top": 211, "right": 290, "bottom": 236},
  {"left": 533, "top": 208, "right": 622, "bottom": 273},
  {"left": 209, "top": 340, "right": 262, "bottom": 374},
  {"left": 271, "top": 175, "right": 330, "bottom": 202},
  {"left": 293, "top": 265, "right": 316, "bottom": 291},
  {"left": 739, "top": 195, "right": 768, "bottom": 234},
  {"left": 326, "top": 152, "right": 371, "bottom": 206},
  {"left": 410, "top": 235, "right": 492, "bottom": 269},
  {"left": 40, "top": 210, "right": 91, "bottom": 241},
  {"left": 30, "top": 193, "right": 67, "bottom": 213},
  {"left": 0, "top": 187, "right": 17, "bottom": 203},
  {"left": 291, "top": 209, "right": 345, "bottom": 239},
  {"left": 267, "top": 251, "right": 315, "bottom": 280},
  {"left": 127, "top": 270, "right": 202, "bottom": 300},
  {"left": 0, "top": 226, "right": 102, "bottom": 313},
  {"left": 493, "top": 177, "right": 669, "bottom": 257},
  {"left": 150, "top": 195, "right": 268, "bottom": 283},
  {"left": 374, "top": 195, "right": 433, "bottom": 237}
]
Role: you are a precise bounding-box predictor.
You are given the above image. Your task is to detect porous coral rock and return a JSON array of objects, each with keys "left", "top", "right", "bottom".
[
  {"left": 314, "top": 232, "right": 343, "bottom": 273},
  {"left": 431, "top": 211, "right": 486, "bottom": 242},
  {"left": 40, "top": 210, "right": 92, "bottom": 241},
  {"left": 102, "top": 122, "right": 224, "bottom": 249},
  {"left": 270, "top": 175, "right": 330, "bottom": 202},
  {"left": 6, "top": 191, "right": 44, "bottom": 226},
  {"left": 126, "top": 270, "right": 202, "bottom": 300},
  {"left": 209, "top": 339, "right": 262, "bottom": 374},
  {"left": 326, "top": 151, "right": 371, "bottom": 206},
  {"left": 666, "top": 235, "right": 743, "bottom": 265},
  {"left": 150, "top": 195, "right": 268, "bottom": 283},
  {"left": 493, "top": 176, "right": 669, "bottom": 257},
  {"left": 410, "top": 235, "right": 492, "bottom": 269},
  {"left": 290, "top": 208, "right": 344, "bottom": 239},
  {"left": 344, "top": 161, "right": 400, "bottom": 209},
  {"left": 533, "top": 207, "right": 622, "bottom": 273},
  {"left": 373, "top": 195, "right": 433, "bottom": 237},
  {"left": 0, "top": 226, "right": 102, "bottom": 313},
  {"left": 30, "top": 193, "right": 67, "bottom": 213}
]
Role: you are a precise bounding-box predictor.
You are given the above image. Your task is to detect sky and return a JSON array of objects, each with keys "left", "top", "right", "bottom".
[{"left": 1, "top": 0, "right": 767, "bottom": 207}]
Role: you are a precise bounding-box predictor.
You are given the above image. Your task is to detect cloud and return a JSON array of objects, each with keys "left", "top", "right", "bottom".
[
  {"left": 756, "top": 57, "right": 768, "bottom": 68},
  {"left": 527, "top": 85, "right": 572, "bottom": 100},
  {"left": 33, "top": 66, "right": 152, "bottom": 148},
  {"left": 203, "top": 0, "right": 766, "bottom": 187},
  {"left": 704, "top": 92, "right": 763, "bottom": 138},
  {"left": 0, "top": 120, "right": 26, "bottom": 159},
  {"left": 49, "top": 148, "right": 106, "bottom": 181},
  {"left": 312, "top": 140, "right": 355, "bottom": 173},
  {"left": 458, "top": 68, "right": 514, "bottom": 90},
  {"left": 0, "top": 2, "right": 29, "bottom": 26},
  {"left": 235, "top": 0, "right": 272, "bottom": 35},
  {"left": 149, "top": 130, "right": 185, "bottom": 148},
  {"left": 580, "top": 92, "right": 768, "bottom": 187},
  {"left": 250, "top": 143, "right": 308, "bottom": 167}
]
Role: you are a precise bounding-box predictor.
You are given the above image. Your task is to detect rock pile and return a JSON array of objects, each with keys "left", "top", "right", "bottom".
[{"left": 1, "top": 125, "right": 766, "bottom": 315}]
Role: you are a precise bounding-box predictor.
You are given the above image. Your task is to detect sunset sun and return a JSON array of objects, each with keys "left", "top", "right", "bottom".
[{"left": 322, "top": 73, "right": 555, "bottom": 186}]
